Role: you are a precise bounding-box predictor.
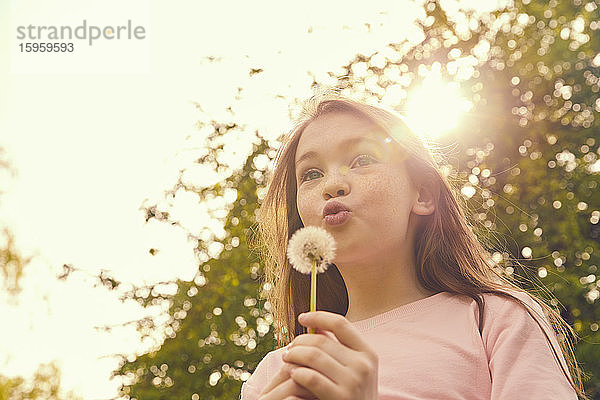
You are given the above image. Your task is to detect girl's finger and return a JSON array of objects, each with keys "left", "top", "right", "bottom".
[
  {"left": 282, "top": 344, "right": 348, "bottom": 385},
  {"left": 298, "top": 311, "right": 374, "bottom": 355},
  {"left": 257, "top": 357, "right": 293, "bottom": 395},
  {"left": 258, "top": 367, "right": 317, "bottom": 400},
  {"left": 289, "top": 365, "right": 345, "bottom": 400},
  {"left": 288, "top": 330, "right": 356, "bottom": 368}
]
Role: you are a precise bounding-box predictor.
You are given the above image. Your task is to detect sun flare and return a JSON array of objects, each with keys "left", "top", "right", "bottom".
[{"left": 404, "top": 74, "right": 473, "bottom": 140}]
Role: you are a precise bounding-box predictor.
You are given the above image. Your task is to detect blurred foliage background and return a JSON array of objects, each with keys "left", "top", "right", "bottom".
[
  {"left": 0, "top": 362, "right": 82, "bottom": 400},
  {"left": 2, "top": 0, "right": 599, "bottom": 399}
]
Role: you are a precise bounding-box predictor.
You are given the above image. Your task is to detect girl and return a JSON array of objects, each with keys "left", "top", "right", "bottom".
[{"left": 240, "top": 89, "right": 588, "bottom": 399}]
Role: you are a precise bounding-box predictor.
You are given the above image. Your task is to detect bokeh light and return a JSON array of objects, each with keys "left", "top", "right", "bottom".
[{"left": 404, "top": 71, "right": 473, "bottom": 139}]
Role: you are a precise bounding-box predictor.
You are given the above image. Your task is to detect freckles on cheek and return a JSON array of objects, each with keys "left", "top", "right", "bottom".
[
  {"left": 364, "top": 178, "right": 382, "bottom": 195},
  {"left": 362, "top": 175, "right": 410, "bottom": 216},
  {"left": 363, "top": 175, "right": 397, "bottom": 197},
  {"left": 296, "top": 192, "right": 312, "bottom": 222}
]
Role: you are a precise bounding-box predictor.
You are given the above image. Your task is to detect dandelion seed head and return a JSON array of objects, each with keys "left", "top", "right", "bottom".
[{"left": 287, "top": 226, "right": 336, "bottom": 274}]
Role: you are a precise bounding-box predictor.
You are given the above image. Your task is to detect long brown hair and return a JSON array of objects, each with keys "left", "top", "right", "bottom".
[{"left": 252, "top": 88, "right": 589, "bottom": 399}]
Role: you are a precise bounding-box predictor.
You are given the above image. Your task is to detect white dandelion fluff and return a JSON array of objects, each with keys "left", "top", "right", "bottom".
[{"left": 287, "top": 226, "right": 336, "bottom": 274}]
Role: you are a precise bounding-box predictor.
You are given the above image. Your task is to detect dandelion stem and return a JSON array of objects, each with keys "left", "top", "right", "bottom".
[{"left": 309, "top": 259, "right": 317, "bottom": 334}]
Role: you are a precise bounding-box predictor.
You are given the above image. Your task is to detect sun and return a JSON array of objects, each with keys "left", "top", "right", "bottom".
[{"left": 403, "top": 73, "right": 473, "bottom": 140}]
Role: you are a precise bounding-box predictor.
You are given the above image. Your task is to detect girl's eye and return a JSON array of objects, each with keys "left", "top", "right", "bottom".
[
  {"left": 300, "top": 169, "right": 322, "bottom": 182},
  {"left": 299, "top": 154, "right": 378, "bottom": 183},
  {"left": 353, "top": 154, "right": 377, "bottom": 167}
]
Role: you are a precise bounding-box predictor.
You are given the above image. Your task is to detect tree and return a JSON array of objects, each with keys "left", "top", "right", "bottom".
[
  {"left": 0, "top": 361, "right": 82, "bottom": 400},
  {"left": 80, "top": 119, "right": 281, "bottom": 400},
  {"left": 0, "top": 147, "right": 33, "bottom": 302},
  {"left": 0, "top": 149, "right": 80, "bottom": 400}
]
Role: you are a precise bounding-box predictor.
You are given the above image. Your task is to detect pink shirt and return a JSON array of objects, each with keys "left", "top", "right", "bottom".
[{"left": 240, "top": 290, "right": 578, "bottom": 399}]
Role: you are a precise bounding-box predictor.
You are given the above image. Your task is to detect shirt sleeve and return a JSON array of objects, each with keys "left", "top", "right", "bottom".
[
  {"left": 483, "top": 292, "right": 578, "bottom": 399},
  {"left": 239, "top": 350, "right": 276, "bottom": 400},
  {"left": 240, "top": 380, "right": 261, "bottom": 400}
]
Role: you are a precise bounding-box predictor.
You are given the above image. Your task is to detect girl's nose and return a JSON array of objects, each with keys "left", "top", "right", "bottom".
[{"left": 322, "top": 168, "right": 350, "bottom": 199}]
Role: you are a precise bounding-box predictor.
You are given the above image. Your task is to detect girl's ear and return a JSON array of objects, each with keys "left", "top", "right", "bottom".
[{"left": 411, "top": 182, "right": 436, "bottom": 216}]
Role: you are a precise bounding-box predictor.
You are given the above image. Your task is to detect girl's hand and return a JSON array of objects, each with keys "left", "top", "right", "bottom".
[
  {"left": 257, "top": 358, "right": 317, "bottom": 400},
  {"left": 282, "top": 311, "right": 379, "bottom": 400}
]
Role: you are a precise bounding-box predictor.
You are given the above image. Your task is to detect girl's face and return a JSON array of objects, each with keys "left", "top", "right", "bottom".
[{"left": 294, "top": 111, "right": 426, "bottom": 264}]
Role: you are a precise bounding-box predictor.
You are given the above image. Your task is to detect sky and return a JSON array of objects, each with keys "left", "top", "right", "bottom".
[{"left": 0, "top": 0, "right": 499, "bottom": 398}]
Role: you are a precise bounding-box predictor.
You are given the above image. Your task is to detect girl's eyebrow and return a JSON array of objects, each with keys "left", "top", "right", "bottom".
[{"left": 295, "top": 136, "right": 385, "bottom": 167}]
